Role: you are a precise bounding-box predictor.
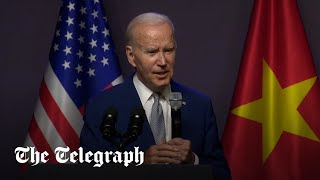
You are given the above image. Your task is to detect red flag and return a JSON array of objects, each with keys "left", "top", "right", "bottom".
[{"left": 222, "top": 0, "right": 320, "bottom": 179}]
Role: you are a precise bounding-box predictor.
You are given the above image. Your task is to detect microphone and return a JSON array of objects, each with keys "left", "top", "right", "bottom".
[
  {"left": 100, "top": 106, "right": 119, "bottom": 145},
  {"left": 170, "top": 92, "right": 182, "bottom": 138},
  {"left": 121, "top": 106, "right": 145, "bottom": 149}
]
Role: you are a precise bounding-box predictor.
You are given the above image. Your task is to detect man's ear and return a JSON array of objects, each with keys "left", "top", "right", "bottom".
[{"left": 126, "top": 45, "right": 136, "bottom": 67}]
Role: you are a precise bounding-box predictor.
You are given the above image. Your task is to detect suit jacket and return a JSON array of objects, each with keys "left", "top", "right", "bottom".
[{"left": 80, "top": 77, "right": 231, "bottom": 179}]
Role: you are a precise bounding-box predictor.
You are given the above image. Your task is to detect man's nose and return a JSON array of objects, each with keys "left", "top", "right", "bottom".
[{"left": 157, "top": 52, "right": 167, "bottom": 66}]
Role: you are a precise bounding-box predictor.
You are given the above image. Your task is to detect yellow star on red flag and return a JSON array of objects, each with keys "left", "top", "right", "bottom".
[{"left": 231, "top": 60, "right": 319, "bottom": 162}]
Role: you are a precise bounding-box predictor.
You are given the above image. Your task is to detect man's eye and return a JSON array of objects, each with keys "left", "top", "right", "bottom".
[
  {"left": 147, "top": 50, "right": 157, "bottom": 54},
  {"left": 164, "top": 48, "right": 174, "bottom": 53}
]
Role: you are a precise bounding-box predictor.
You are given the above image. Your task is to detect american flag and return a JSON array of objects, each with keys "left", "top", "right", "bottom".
[{"left": 24, "top": 0, "right": 122, "bottom": 163}]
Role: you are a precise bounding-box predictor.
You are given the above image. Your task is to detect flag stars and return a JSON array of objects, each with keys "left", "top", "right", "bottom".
[
  {"left": 76, "top": 50, "right": 84, "bottom": 58},
  {"left": 75, "top": 64, "right": 83, "bottom": 73},
  {"left": 90, "top": 24, "right": 98, "bottom": 34},
  {"left": 63, "top": 46, "right": 72, "bottom": 55},
  {"left": 56, "top": 30, "right": 60, "bottom": 37},
  {"left": 88, "top": 53, "right": 96, "bottom": 62},
  {"left": 62, "top": 60, "right": 71, "bottom": 70},
  {"left": 91, "top": 10, "right": 98, "bottom": 19},
  {"left": 102, "top": 43, "right": 109, "bottom": 51},
  {"left": 25, "top": 0, "right": 123, "bottom": 153},
  {"left": 74, "top": 78, "right": 82, "bottom": 88},
  {"left": 78, "top": 36, "right": 85, "bottom": 44},
  {"left": 66, "top": 17, "right": 74, "bottom": 26},
  {"left": 53, "top": 44, "right": 59, "bottom": 51},
  {"left": 65, "top": 31, "right": 73, "bottom": 40},
  {"left": 87, "top": 68, "right": 96, "bottom": 77},
  {"left": 89, "top": 39, "right": 97, "bottom": 48},
  {"left": 102, "top": 28, "right": 109, "bottom": 37},
  {"left": 79, "top": 21, "right": 86, "bottom": 29},
  {"left": 231, "top": 61, "right": 319, "bottom": 162},
  {"left": 101, "top": 57, "right": 109, "bottom": 66},
  {"left": 67, "top": 2, "right": 75, "bottom": 11},
  {"left": 80, "top": 7, "right": 87, "bottom": 14}
]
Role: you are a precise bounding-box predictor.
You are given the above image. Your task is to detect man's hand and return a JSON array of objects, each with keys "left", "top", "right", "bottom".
[
  {"left": 167, "top": 138, "right": 195, "bottom": 164},
  {"left": 144, "top": 141, "right": 182, "bottom": 164},
  {"left": 144, "top": 138, "right": 195, "bottom": 164}
]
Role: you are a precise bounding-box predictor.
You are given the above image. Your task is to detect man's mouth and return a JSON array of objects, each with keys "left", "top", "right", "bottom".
[{"left": 154, "top": 71, "right": 169, "bottom": 78}]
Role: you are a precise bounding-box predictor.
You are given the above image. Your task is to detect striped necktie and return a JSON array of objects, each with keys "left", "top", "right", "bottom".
[{"left": 150, "top": 93, "right": 166, "bottom": 144}]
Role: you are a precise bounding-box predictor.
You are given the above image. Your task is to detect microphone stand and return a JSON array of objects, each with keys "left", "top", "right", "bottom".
[{"left": 101, "top": 107, "right": 145, "bottom": 153}]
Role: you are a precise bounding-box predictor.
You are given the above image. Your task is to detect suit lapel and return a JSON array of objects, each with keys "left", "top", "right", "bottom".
[
  {"left": 124, "top": 77, "right": 156, "bottom": 150},
  {"left": 122, "top": 78, "right": 188, "bottom": 150}
]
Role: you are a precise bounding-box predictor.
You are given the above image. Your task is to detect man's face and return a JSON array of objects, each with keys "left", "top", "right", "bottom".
[{"left": 126, "top": 23, "right": 176, "bottom": 92}]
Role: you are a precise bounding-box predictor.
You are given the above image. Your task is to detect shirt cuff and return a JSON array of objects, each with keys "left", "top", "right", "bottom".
[{"left": 193, "top": 152, "right": 199, "bottom": 165}]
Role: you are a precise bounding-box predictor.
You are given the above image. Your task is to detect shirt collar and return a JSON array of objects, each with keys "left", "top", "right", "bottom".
[{"left": 133, "top": 73, "right": 171, "bottom": 105}]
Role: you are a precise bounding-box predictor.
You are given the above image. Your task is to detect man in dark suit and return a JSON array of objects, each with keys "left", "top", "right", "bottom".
[{"left": 80, "top": 12, "right": 231, "bottom": 179}]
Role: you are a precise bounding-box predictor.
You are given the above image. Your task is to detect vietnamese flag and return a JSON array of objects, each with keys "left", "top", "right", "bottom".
[{"left": 222, "top": 0, "right": 320, "bottom": 179}]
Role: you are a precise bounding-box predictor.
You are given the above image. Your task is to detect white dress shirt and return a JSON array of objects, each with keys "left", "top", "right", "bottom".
[
  {"left": 133, "top": 74, "right": 199, "bottom": 164},
  {"left": 133, "top": 74, "right": 172, "bottom": 141}
]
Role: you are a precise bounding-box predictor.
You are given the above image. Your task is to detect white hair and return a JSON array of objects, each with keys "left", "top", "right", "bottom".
[{"left": 126, "top": 12, "right": 175, "bottom": 45}]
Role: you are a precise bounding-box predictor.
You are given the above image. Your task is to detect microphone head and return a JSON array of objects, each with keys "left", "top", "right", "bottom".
[
  {"left": 130, "top": 106, "right": 145, "bottom": 118},
  {"left": 128, "top": 106, "right": 145, "bottom": 136},
  {"left": 169, "top": 92, "right": 182, "bottom": 110},
  {"left": 100, "top": 106, "right": 118, "bottom": 138}
]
